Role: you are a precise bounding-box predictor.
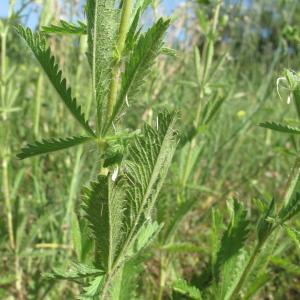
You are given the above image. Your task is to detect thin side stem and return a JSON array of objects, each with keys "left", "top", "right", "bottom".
[
  {"left": 2, "top": 157, "right": 15, "bottom": 249},
  {"left": 228, "top": 241, "right": 262, "bottom": 300}
]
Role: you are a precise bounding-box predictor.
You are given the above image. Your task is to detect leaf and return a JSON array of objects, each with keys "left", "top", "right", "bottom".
[
  {"left": 16, "top": 25, "right": 95, "bottom": 137},
  {"left": 109, "top": 112, "right": 177, "bottom": 272},
  {"left": 86, "top": 0, "right": 119, "bottom": 131},
  {"left": 115, "top": 258, "right": 143, "bottom": 300},
  {"left": 202, "top": 97, "right": 225, "bottom": 125},
  {"left": 243, "top": 273, "right": 270, "bottom": 300},
  {"left": 44, "top": 263, "right": 103, "bottom": 281},
  {"left": 80, "top": 275, "right": 104, "bottom": 299},
  {"left": 214, "top": 200, "right": 250, "bottom": 278},
  {"left": 82, "top": 175, "right": 125, "bottom": 271},
  {"left": 279, "top": 192, "right": 300, "bottom": 223},
  {"left": 219, "top": 250, "right": 248, "bottom": 300},
  {"left": 284, "top": 225, "right": 300, "bottom": 249},
  {"left": 108, "top": 18, "right": 170, "bottom": 128},
  {"left": 173, "top": 278, "right": 202, "bottom": 300},
  {"left": 123, "top": 111, "right": 178, "bottom": 231},
  {"left": 270, "top": 256, "right": 300, "bottom": 276},
  {"left": 42, "top": 20, "right": 87, "bottom": 35},
  {"left": 259, "top": 121, "right": 300, "bottom": 134},
  {"left": 127, "top": 221, "right": 163, "bottom": 257},
  {"left": 257, "top": 198, "right": 276, "bottom": 242},
  {"left": 125, "top": 7, "right": 142, "bottom": 54},
  {"left": 0, "top": 274, "right": 16, "bottom": 285},
  {"left": 17, "top": 136, "right": 92, "bottom": 159}
]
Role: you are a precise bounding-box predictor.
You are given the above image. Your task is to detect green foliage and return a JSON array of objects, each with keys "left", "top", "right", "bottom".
[
  {"left": 17, "top": 136, "right": 92, "bottom": 159},
  {"left": 82, "top": 175, "right": 124, "bottom": 271},
  {"left": 42, "top": 20, "right": 87, "bottom": 35},
  {"left": 108, "top": 18, "right": 170, "bottom": 128},
  {"left": 16, "top": 25, "right": 95, "bottom": 137},
  {"left": 214, "top": 200, "right": 250, "bottom": 277},
  {"left": 7, "top": 0, "right": 300, "bottom": 299},
  {"left": 173, "top": 278, "right": 202, "bottom": 300},
  {"left": 44, "top": 263, "right": 103, "bottom": 281},
  {"left": 259, "top": 121, "right": 300, "bottom": 134},
  {"left": 279, "top": 192, "right": 300, "bottom": 223}
]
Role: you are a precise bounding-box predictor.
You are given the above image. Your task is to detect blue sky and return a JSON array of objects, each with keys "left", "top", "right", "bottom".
[{"left": 0, "top": 0, "right": 183, "bottom": 28}]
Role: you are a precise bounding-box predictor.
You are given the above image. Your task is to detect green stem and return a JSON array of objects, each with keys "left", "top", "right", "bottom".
[
  {"left": 34, "top": 75, "right": 43, "bottom": 138},
  {"left": 228, "top": 241, "right": 263, "bottom": 300},
  {"left": 229, "top": 154, "right": 300, "bottom": 300},
  {"left": 106, "top": 0, "right": 133, "bottom": 118},
  {"left": 2, "top": 157, "right": 15, "bottom": 249}
]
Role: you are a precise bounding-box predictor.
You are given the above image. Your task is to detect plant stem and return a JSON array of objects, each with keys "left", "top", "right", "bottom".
[
  {"left": 2, "top": 157, "right": 15, "bottom": 249},
  {"left": 228, "top": 241, "right": 263, "bottom": 300},
  {"left": 34, "top": 75, "right": 43, "bottom": 138},
  {"left": 106, "top": 0, "right": 133, "bottom": 118},
  {"left": 157, "top": 255, "right": 168, "bottom": 300},
  {"left": 229, "top": 154, "right": 300, "bottom": 300}
]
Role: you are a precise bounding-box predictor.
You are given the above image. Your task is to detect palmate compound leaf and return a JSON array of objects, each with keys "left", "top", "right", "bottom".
[
  {"left": 259, "top": 121, "right": 300, "bottom": 134},
  {"left": 42, "top": 20, "right": 87, "bottom": 35},
  {"left": 15, "top": 25, "right": 95, "bottom": 137},
  {"left": 86, "top": 0, "right": 119, "bottom": 131},
  {"left": 106, "top": 18, "right": 171, "bottom": 131},
  {"left": 17, "top": 136, "right": 92, "bottom": 159}
]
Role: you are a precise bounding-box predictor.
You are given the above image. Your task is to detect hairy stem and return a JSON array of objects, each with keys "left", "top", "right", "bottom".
[{"left": 106, "top": 0, "right": 133, "bottom": 118}]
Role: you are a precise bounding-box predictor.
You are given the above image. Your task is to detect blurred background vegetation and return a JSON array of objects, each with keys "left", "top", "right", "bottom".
[{"left": 1, "top": 0, "right": 300, "bottom": 299}]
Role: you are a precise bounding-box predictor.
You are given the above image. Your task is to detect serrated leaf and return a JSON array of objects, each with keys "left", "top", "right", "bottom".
[
  {"left": 161, "top": 47, "right": 177, "bottom": 57},
  {"left": 80, "top": 275, "right": 103, "bottom": 299},
  {"left": 123, "top": 111, "right": 177, "bottom": 230},
  {"left": 82, "top": 175, "right": 125, "bottom": 271},
  {"left": 173, "top": 278, "right": 202, "bottom": 300},
  {"left": 259, "top": 121, "right": 300, "bottom": 134},
  {"left": 44, "top": 263, "right": 103, "bottom": 281},
  {"left": 107, "top": 18, "right": 170, "bottom": 128},
  {"left": 257, "top": 198, "right": 276, "bottom": 242},
  {"left": 16, "top": 25, "right": 95, "bottom": 137},
  {"left": 42, "top": 20, "right": 87, "bottom": 35},
  {"left": 270, "top": 256, "right": 300, "bottom": 276},
  {"left": 284, "top": 225, "right": 300, "bottom": 248},
  {"left": 214, "top": 200, "right": 250, "bottom": 278},
  {"left": 243, "top": 273, "right": 270, "bottom": 300},
  {"left": 279, "top": 192, "right": 300, "bottom": 223},
  {"left": 127, "top": 221, "right": 163, "bottom": 257},
  {"left": 220, "top": 250, "right": 248, "bottom": 300},
  {"left": 17, "top": 136, "right": 92, "bottom": 159}
]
